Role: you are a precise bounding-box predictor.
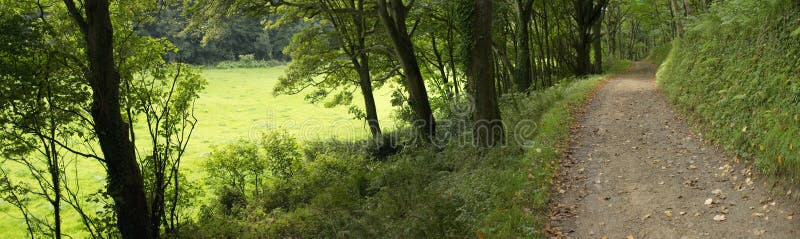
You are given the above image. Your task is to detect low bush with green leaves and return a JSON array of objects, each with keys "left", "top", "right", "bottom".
[
  {"left": 212, "top": 54, "right": 286, "bottom": 69},
  {"left": 658, "top": 0, "right": 800, "bottom": 182}
]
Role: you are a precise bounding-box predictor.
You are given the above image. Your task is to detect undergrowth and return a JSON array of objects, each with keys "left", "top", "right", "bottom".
[
  {"left": 181, "top": 61, "right": 629, "bottom": 238},
  {"left": 212, "top": 54, "right": 286, "bottom": 69},
  {"left": 657, "top": 0, "right": 800, "bottom": 183},
  {"left": 646, "top": 43, "right": 672, "bottom": 66}
]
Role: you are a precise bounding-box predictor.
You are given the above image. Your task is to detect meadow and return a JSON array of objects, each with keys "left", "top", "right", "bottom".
[
  {"left": 180, "top": 66, "right": 397, "bottom": 171},
  {"left": 0, "top": 66, "right": 397, "bottom": 238}
]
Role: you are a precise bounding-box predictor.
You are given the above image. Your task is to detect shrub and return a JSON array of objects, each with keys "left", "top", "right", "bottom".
[
  {"left": 260, "top": 130, "right": 302, "bottom": 180},
  {"left": 204, "top": 139, "right": 265, "bottom": 203},
  {"left": 212, "top": 54, "right": 285, "bottom": 69}
]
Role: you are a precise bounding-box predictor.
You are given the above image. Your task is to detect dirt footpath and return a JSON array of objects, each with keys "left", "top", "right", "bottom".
[{"left": 548, "top": 62, "right": 799, "bottom": 238}]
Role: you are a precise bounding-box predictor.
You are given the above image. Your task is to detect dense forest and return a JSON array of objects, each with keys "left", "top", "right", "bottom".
[{"left": 0, "top": 0, "right": 797, "bottom": 238}]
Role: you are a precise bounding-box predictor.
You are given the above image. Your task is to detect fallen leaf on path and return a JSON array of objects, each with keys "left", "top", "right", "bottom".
[
  {"left": 788, "top": 215, "right": 793, "bottom": 220},
  {"left": 705, "top": 198, "right": 714, "bottom": 206},
  {"left": 752, "top": 212, "right": 765, "bottom": 217},
  {"left": 713, "top": 215, "right": 727, "bottom": 221},
  {"left": 643, "top": 213, "right": 652, "bottom": 220},
  {"left": 626, "top": 235, "right": 634, "bottom": 239},
  {"left": 680, "top": 211, "right": 687, "bottom": 215},
  {"left": 601, "top": 236, "right": 608, "bottom": 239},
  {"left": 475, "top": 230, "right": 485, "bottom": 239},
  {"left": 664, "top": 211, "right": 673, "bottom": 217}
]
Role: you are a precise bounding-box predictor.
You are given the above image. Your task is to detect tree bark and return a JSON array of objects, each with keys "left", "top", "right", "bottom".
[
  {"left": 376, "top": 0, "right": 436, "bottom": 142},
  {"left": 354, "top": 61, "right": 383, "bottom": 142},
  {"left": 572, "top": 0, "right": 607, "bottom": 76},
  {"left": 592, "top": 9, "right": 603, "bottom": 74},
  {"left": 430, "top": 34, "right": 452, "bottom": 99},
  {"left": 63, "top": 0, "right": 154, "bottom": 238},
  {"left": 470, "top": 0, "right": 504, "bottom": 147},
  {"left": 513, "top": 0, "right": 534, "bottom": 92},
  {"left": 576, "top": 22, "right": 592, "bottom": 76}
]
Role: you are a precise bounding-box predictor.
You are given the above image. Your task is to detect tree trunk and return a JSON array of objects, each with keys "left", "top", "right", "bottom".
[
  {"left": 573, "top": 0, "right": 607, "bottom": 76},
  {"left": 470, "top": 0, "right": 504, "bottom": 147},
  {"left": 576, "top": 23, "right": 592, "bottom": 76},
  {"left": 376, "top": 0, "right": 436, "bottom": 142},
  {"left": 513, "top": 0, "right": 534, "bottom": 92},
  {"left": 592, "top": 10, "right": 603, "bottom": 74},
  {"left": 63, "top": 0, "right": 155, "bottom": 238},
  {"left": 431, "top": 33, "right": 452, "bottom": 99},
  {"left": 355, "top": 63, "right": 383, "bottom": 142},
  {"left": 47, "top": 124, "right": 61, "bottom": 239}
]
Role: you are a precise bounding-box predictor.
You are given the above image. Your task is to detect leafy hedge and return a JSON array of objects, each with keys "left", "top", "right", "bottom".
[
  {"left": 657, "top": 0, "right": 800, "bottom": 183},
  {"left": 212, "top": 54, "right": 286, "bottom": 69}
]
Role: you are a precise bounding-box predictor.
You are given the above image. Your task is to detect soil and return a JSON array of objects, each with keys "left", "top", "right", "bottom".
[{"left": 548, "top": 62, "right": 799, "bottom": 238}]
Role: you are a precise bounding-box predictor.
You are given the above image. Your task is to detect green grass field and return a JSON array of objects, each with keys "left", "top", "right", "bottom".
[
  {"left": 0, "top": 66, "right": 397, "bottom": 238},
  {"left": 182, "top": 66, "right": 397, "bottom": 170}
]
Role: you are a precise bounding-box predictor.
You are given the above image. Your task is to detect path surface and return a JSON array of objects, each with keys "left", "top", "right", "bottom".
[{"left": 548, "top": 62, "right": 799, "bottom": 238}]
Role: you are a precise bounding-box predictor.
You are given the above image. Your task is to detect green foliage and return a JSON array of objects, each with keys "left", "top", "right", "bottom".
[
  {"left": 212, "top": 54, "right": 285, "bottom": 69},
  {"left": 646, "top": 43, "right": 672, "bottom": 66},
  {"left": 658, "top": 0, "right": 800, "bottom": 181},
  {"left": 141, "top": 1, "right": 299, "bottom": 65},
  {"left": 260, "top": 130, "right": 302, "bottom": 179},
  {"left": 182, "top": 63, "right": 627, "bottom": 238}
]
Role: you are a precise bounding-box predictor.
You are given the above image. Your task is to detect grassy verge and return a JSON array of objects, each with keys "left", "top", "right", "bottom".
[
  {"left": 182, "top": 60, "right": 630, "bottom": 238},
  {"left": 657, "top": 0, "right": 800, "bottom": 184}
]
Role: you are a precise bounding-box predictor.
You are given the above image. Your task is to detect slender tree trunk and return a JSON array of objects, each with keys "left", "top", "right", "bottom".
[
  {"left": 669, "top": 0, "right": 680, "bottom": 37},
  {"left": 47, "top": 125, "right": 61, "bottom": 239},
  {"left": 63, "top": 0, "right": 154, "bottom": 238},
  {"left": 513, "top": 0, "right": 534, "bottom": 91},
  {"left": 431, "top": 33, "right": 452, "bottom": 99},
  {"left": 355, "top": 64, "right": 383, "bottom": 142},
  {"left": 376, "top": 0, "right": 436, "bottom": 142},
  {"left": 592, "top": 10, "right": 603, "bottom": 74},
  {"left": 445, "top": 23, "right": 460, "bottom": 100},
  {"left": 681, "top": 0, "right": 692, "bottom": 16},
  {"left": 470, "top": 0, "right": 504, "bottom": 147}
]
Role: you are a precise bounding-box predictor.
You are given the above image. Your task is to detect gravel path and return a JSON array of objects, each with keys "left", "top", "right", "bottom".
[{"left": 548, "top": 62, "right": 799, "bottom": 238}]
